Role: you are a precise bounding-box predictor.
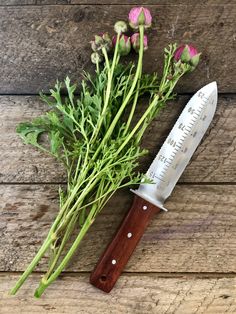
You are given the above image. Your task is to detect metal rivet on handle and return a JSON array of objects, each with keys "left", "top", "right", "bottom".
[
  {"left": 112, "top": 259, "right": 116, "bottom": 265},
  {"left": 143, "top": 205, "right": 148, "bottom": 210},
  {"left": 127, "top": 232, "right": 132, "bottom": 238}
]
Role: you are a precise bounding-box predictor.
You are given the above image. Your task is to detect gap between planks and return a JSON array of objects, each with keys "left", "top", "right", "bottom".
[
  {"left": 1, "top": 182, "right": 236, "bottom": 185},
  {"left": 1, "top": 271, "right": 236, "bottom": 279}
]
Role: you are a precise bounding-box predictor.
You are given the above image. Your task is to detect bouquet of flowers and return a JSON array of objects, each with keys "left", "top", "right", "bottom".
[{"left": 11, "top": 7, "right": 200, "bottom": 297}]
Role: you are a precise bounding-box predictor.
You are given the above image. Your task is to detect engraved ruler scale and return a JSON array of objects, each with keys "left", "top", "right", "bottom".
[{"left": 90, "top": 82, "right": 218, "bottom": 292}]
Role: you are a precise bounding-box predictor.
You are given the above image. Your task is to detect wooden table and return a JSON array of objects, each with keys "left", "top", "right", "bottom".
[{"left": 1, "top": 1, "right": 236, "bottom": 313}]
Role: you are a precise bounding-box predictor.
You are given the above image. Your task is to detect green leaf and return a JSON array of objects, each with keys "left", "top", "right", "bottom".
[
  {"left": 50, "top": 130, "right": 63, "bottom": 156},
  {"left": 65, "top": 76, "right": 77, "bottom": 107},
  {"left": 16, "top": 122, "right": 46, "bottom": 148}
]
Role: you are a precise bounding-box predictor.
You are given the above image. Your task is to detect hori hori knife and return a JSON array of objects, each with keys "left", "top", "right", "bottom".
[{"left": 90, "top": 82, "right": 218, "bottom": 292}]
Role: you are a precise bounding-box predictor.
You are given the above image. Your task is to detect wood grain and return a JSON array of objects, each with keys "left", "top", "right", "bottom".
[
  {"left": 1, "top": 1, "right": 233, "bottom": 5},
  {"left": 1, "top": 184, "right": 236, "bottom": 273},
  {"left": 1, "top": 273, "right": 236, "bottom": 314},
  {"left": 0, "top": 96, "right": 65, "bottom": 183},
  {"left": 0, "top": 4, "right": 235, "bottom": 93},
  {"left": 0, "top": 95, "right": 235, "bottom": 183}
]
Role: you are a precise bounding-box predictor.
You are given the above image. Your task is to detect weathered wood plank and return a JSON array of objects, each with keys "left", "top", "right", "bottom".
[
  {"left": 0, "top": 4, "right": 235, "bottom": 93},
  {"left": 0, "top": 95, "right": 235, "bottom": 183},
  {"left": 1, "top": 1, "right": 232, "bottom": 5},
  {"left": 1, "top": 273, "right": 236, "bottom": 314},
  {"left": 0, "top": 96, "right": 65, "bottom": 183},
  {"left": 1, "top": 184, "right": 236, "bottom": 273}
]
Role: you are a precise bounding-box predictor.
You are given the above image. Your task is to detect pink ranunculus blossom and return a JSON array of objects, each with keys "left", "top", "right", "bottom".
[
  {"left": 112, "top": 34, "right": 131, "bottom": 56},
  {"left": 130, "top": 33, "right": 148, "bottom": 53},
  {"left": 174, "top": 44, "right": 201, "bottom": 69},
  {"left": 128, "top": 7, "right": 152, "bottom": 29}
]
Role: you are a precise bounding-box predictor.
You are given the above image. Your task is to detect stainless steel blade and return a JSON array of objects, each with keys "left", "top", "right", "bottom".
[{"left": 132, "top": 81, "right": 218, "bottom": 210}]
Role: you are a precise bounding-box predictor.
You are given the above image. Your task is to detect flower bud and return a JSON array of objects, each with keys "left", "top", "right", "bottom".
[
  {"left": 112, "top": 34, "right": 131, "bottom": 56},
  {"left": 91, "top": 52, "right": 103, "bottom": 64},
  {"left": 128, "top": 7, "right": 152, "bottom": 29},
  {"left": 114, "top": 21, "right": 128, "bottom": 34},
  {"left": 174, "top": 44, "right": 201, "bottom": 70},
  {"left": 131, "top": 33, "right": 148, "bottom": 53},
  {"left": 90, "top": 32, "right": 112, "bottom": 52},
  {"left": 103, "top": 32, "right": 113, "bottom": 51}
]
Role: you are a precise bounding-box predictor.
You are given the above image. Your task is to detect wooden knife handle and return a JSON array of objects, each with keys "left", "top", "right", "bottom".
[{"left": 90, "top": 195, "right": 161, "bottom": 293}]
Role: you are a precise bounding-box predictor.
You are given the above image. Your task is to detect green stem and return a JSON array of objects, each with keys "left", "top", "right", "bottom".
[
  {"left": 34, "top": 203, "right": 98, "bottom": 298},
  {"left": 118, "top": 72, "right": 187, "bottom": 153},
  {"left": 10, "top": 199, "right": 72, "bottom": 295},
  {"left": 117, "top": 95, "right": 160, "bottom": 154},
  {"left": 102, "top": 47, "right": 110, "bottom": 71},
  {"left": 124, "top": 79, "right": 140, "bottom": 134},
  {"left": 45, "top": 209, "right": 80, "bottom": 280},
  {"left": 92, "top": 25, "right": 145, "bottom": 161},
  {"left": 90, "top": 36, "right": 120, "bottom": 143},
  {"left": 96, "top": 60, "right": 100, "bottom": 74},
  {"left": 10, "top": 237, "right": 52, "bottom": 295},
  {"left": 55, "top": 173, "right": 100, "bottom": 234},
  {"left": 124, "top": 32, "right": 144, "bottom": 135}
]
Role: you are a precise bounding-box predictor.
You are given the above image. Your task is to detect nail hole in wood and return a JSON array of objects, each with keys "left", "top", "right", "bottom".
[{"left": 143, "top": 205, "right": 148, "bottom": 210}]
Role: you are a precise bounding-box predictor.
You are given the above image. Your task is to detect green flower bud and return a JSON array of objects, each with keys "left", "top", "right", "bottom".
[
  {"left": 91, "top": 52, "right": 103, "bottom": 64},
  {"left": 114, "top": 21, "right": 128, "bottom": 34},
  {"left": 112, "top": 35, "right": 131, "bottom": 56},
  {"left": 90, "top": 33, "right": 112, "bottom": 53}
]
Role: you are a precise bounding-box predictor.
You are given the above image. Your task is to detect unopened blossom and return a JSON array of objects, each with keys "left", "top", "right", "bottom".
[
  {"left": 131, "top": 33, "right": 148, "bottom": 52},
  {"left": 128, "top": 7, "right": 152, "bottom": 29},
  {"left": 91, "top": 52, "right": 103, "bottom": 64},
  {"left": 174, "top": 44, "right": 201, "bottom": 69},
  {"left": 90, "top": 32, "right": 112, "bottom": 52},
  {"left": 112, "top": 34, "right": 131, "bottom": 56},
  {"left": 114, "top": 21, "right": 128, "bottom": 34}
]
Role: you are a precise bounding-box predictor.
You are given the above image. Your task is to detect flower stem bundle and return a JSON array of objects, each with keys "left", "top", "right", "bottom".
[{"left": 11, "top": 7, "right": 200, "bottom": 297}]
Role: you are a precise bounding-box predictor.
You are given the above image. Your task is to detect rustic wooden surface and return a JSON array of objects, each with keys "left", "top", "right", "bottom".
[
  {"left": 0, "top": 4, "right": 235, "bottom": 93},
  {"left": 0, "top": 1, "right": 236, "bottom": 313},
  {"left": 1, "top": 274, "right": 236, "bottom": 314},
  {"left": 1, "top": 95, "right": 235, "bottom": 183},
  {"left": 2, "top": 184, "right": 236, "bottom": 273}
]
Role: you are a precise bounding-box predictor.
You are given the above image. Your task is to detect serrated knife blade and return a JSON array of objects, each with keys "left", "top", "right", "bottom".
[{"left": 90, "top": 82, "right": 218, "bottom": 293}]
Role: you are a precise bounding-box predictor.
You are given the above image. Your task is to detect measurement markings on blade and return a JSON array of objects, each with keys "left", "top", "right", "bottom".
[
  {"left": 185, "top": 126, "right": 191, "bottom": 132},
  {"left": 157, "top": 177, "right": 165, "bottom": 182},
  {"left": 193, "top": 113, "right": 200, "bottom": 119}
]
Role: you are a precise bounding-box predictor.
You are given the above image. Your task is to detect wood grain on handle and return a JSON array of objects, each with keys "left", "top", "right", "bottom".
[{"left": 90, "top": 195, "right": 161, "bottom": 293}]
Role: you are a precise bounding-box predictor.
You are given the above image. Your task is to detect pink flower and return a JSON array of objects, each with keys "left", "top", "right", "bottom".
[
  {"left": 131, "top": 33, "right": 148, "bottom": 53},
  {"left": 112, "top": 34, "right": 131, "bottom": 56},
  {"left": 174, "top": 44, "right": 201, "bottom": 68},
  {"left": 128, "top": 7, "right": 152, "bottom": 29}
]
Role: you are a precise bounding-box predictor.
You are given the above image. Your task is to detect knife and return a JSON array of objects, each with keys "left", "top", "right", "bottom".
[{"left": 90, "top": 81, "right": 218, "bottom": 293}]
